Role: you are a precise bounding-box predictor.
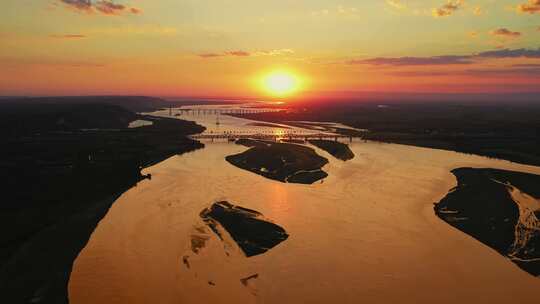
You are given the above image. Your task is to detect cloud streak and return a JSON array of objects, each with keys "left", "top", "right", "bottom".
[
  {"left": 49, "top": 34, "right": 87, "bottom": 39},
  {"left": 349, "top": 48, "right": 540, "bottom": 66},
  {"left": 349, "top": 55, "right": 473, "bottom": 66},
  {"left": 390, "top": 67, "right": 540, "bottom": 77},
  {"left": 58, "top": 0, "right": 141, "bottom": 16},
  {"left": 198, "top": 49, "right": 294, "bottom": 59},
  {"left": 490, "top": 28, "right": 522, "bottom": 38}
]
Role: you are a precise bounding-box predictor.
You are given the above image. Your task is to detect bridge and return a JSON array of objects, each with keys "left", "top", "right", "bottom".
[
  {"left": 191, "top": 130, "right": 363, "bottom": 142},
  {"left": 170, "top": 108, "right": 281, "bottom": 116}
]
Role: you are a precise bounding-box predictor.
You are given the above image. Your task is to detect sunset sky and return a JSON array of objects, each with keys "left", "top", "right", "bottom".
[{"left": 1, "top": 0, "right": 540, "bottom": 99}]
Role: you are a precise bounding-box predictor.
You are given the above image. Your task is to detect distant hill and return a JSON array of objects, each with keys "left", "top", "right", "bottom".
[{"left": 0, "top": 96, "right": 170, "bottom": 112}]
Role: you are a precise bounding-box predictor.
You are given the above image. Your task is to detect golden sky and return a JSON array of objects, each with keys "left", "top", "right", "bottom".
[{"left": 1, "top": 0, "right": 540, "bottom": 99}]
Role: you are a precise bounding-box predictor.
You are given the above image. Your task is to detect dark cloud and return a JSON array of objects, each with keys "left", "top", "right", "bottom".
[
  {"left": 490, "top": 28, "right": 522, "bottom": 38},
  {"left": 517, "top": 0, "right": 540, "bottom": 14},
  {"left": 465, "top": 67, "right": 540, "bottom": 76},
  {"left": 60, "top": 0, "right": 92, "bottom": 11},
  {"left": 94, "top": 0, "right": 125, "bottom": 15},
  {"left": 389, "top": 67, "right": 540, "bottom": 77},
  {"left": 58, "top": 0, "right": 140, "bottom": 16},
  {"left": 198, "top": 53, "right": 223, "bottom": 58},
  {"left": 477, "top": 48, "right": 540, "bottom": 58},
  {"left": 348, "top": 55, "right": 473, "bottom": 66},
  {"left": 351, "top": 48, "right": 540, "bottom": 66},
  {"left": 432, "top": 0, "right": 464, "bottom": 17},
  {"left": 388, "top": 71, "right": 456, "bottom": 77}
]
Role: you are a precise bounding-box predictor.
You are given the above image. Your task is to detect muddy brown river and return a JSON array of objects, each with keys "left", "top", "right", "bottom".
[{"left": 68, "top": 104, "right": 540, "bottom": 304}]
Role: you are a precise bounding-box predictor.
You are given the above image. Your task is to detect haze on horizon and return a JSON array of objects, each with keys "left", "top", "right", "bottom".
[{"left": 1, "top": 0, "right": 540, "bottom": 100}]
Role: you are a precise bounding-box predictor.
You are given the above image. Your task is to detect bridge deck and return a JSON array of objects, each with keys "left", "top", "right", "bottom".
[{"left": 191, "top": 132, "right": 362, "bottom": 140}]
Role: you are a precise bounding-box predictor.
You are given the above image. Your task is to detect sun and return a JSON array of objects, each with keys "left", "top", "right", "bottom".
[{"left": 261, "top": 71, "right": 300, "bottom": 97}]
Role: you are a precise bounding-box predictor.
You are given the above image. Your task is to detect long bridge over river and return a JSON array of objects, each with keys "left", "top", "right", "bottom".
[
  {"left": 171, "top": 108, "right": 281, "bottom": 116},
  {"left": 191, "top": 130, "right": 363, "bottom": 142}
]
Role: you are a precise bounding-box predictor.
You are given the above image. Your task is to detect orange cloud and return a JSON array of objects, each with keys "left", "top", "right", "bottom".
[
  {"left": 517, "top": 0, "right": 540, "bottom": 14},
  {"left": 490, "top": 28, "right": 522, "bottom": 38},
  {"left": 130, "top": 7, "right": 141, "bottom": 14},
  {"left": 432, "top": 0, "right": 464, "bottom": 17},
  {"left": 224, "top": 50, "right": 250, "bottom": 57}
]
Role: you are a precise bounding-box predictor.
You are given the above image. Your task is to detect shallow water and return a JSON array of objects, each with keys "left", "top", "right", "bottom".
[{"left": 69, "top": 104, "right": 540, "bottom": 304}]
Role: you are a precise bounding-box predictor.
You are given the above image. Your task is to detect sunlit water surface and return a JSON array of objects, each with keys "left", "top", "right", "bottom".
[{"left": 69, "top": 104, "right": 540, "bottom": 304}]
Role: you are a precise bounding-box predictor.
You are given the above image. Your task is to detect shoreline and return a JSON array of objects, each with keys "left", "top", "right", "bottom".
[{"left": 0, "top": 102, "right": 206, "bottom": 303}]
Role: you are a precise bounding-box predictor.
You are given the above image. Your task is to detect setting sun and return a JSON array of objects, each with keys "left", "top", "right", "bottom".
[{"left": 262, "top": 71, "right": 300, "bottom": 97}]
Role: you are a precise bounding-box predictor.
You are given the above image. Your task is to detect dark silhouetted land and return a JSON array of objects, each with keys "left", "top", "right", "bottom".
[
  {"left": 435, "top": 168, "right": 540, "bottom": 276},
  {"left": 226, "top": 140, "right": 328, "bottom": 184},
  {"left": 0, "top": 97, "right": 205, "bottom": 303},
  {"left": 236, "top": 101, "right": 540, "bottom": 166},
  {"left": 200, "top": 201, "right": 288, "bottom": 257},
  {"left": 308, "top": 140, "right": 355, "bottom": 161}
]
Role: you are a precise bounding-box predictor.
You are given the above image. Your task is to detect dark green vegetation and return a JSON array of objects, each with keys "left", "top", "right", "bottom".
[
  {"left": 435, "top": 168, "right": 540, "bottom": 276},
  {"left": 237, "top": 101, "right": 540, "bottom": 166},
  {"left": 226, "top": 140, "right": 329, "bottom": 184},
  {"left": 200, "top": 201, "right": 288, "bottom": 257},
  {"left": 308, "top": 140, "right": 355, "bottom": 161},
  {"left": 0, "top": 98, "right": 205, "bottom": 303}
]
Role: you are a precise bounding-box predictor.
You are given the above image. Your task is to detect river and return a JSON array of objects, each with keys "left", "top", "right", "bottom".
[{"left": 68, "top": 103, "right": 540, "bottom": 304}]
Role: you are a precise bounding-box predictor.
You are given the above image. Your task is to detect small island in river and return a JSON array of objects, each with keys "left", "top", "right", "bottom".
[
  {"left": 434, "top": 167, "right": 540, "bottom": 276},
  {"left": 200, "top": 201, "right": 289, "bottom": 257},
  {"left": 226, "top": 139, "right": 329, "bottom": 184},
  {"left": 308, "top": 140, "right": 355, "bottom": 161}
]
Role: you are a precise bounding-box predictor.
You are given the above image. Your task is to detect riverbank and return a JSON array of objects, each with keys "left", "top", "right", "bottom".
[{"left": 0, "top": 101, "right": 205, "bottom": 303}]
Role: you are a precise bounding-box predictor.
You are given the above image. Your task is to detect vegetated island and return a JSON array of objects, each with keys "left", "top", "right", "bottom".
[
  {"left": 308, "top": 140, "right": 355, "bottom": 161},
  {"left": 226, "top": 139, "right": 329, "bottom": 184},
  {"left": 434, "top": 167, "right": 540, "bottom": 276},
  {"left": 0, "top": 97, "right": 205, "bottom": 303},
  {"left": 200, "top": 201, "right": 289, "bottom": 257}
]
